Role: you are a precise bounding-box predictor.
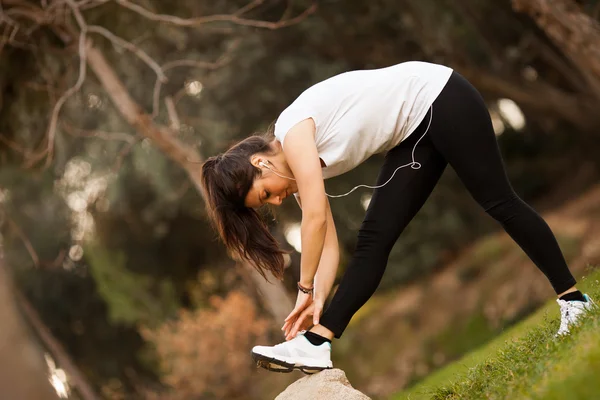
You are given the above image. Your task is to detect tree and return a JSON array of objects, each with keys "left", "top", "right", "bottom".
[
  {"left": 0, "top": 0, "right": 316, "bottom": 395},
  {"left": 512, "top": 0, "right": 600, "bottom": 97},
  {"left": 0, "top": 243, "right": 58, "bottom": 400}
]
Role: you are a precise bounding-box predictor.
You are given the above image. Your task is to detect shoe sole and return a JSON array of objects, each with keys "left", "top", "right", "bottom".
[{"left": 251, "top": 351, "right": 332, "bottom": 375}]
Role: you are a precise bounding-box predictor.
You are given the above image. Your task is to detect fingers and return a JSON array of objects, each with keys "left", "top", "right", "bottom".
[
  {"left": 284, "top": 309, "right": 298, "bottom": 323},
  {"left": 288, "top": 307, "right": 312, "bottom": 340},
  {"left": 281, "top": 319, "right": 293, "bottom": 335},
  {"left": 282, "top": 293, "right": 315, "bottom": 339},
  {"left": 284, "top": 296, "right": 310, "bottom": 322}
]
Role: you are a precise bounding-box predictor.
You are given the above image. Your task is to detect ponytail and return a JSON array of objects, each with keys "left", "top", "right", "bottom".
[{"left": 201, "top": 135, "right": 287, "bottom": 281}]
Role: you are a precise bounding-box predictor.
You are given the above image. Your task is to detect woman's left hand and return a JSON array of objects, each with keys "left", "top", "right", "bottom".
[
  {"left": 282, "top": 295, "right": 325, "bottom": 341},
  {"left": 282, "top": 290, "right": 312, "bottom": 339}
]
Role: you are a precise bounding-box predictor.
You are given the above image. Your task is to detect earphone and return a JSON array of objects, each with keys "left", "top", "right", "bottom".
[
  {"left": 260, "top": 105, "right": 433, "bottom": 199},
  {"left": 259, "top": 160, "right": 279, "bottom": 171}
]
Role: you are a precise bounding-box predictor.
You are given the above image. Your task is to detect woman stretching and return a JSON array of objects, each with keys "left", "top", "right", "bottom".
[{"left": 200, "top": 61, "right": 595, "bottom": 374}]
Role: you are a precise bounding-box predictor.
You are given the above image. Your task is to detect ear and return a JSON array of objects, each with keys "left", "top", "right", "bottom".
[{"left": 249, "top": 155, "right": 262, "bottom": 169}]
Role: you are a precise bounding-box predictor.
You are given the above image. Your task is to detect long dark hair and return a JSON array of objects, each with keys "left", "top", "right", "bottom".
[{"left": 201, "top": 134, "right": 287, "bottom": 281}]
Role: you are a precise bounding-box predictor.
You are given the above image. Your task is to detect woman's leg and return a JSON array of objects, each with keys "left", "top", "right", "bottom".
[
  {"left": 427, "top": 71, "right": 577, "bottom": 296},
  {"left": 318, "top": 112, "right": 448, "bottom": 339}
]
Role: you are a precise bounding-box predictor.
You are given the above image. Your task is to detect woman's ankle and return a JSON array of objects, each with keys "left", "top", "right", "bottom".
[{"left": 310, "top": 324, "right": 335, "bottom": 341}]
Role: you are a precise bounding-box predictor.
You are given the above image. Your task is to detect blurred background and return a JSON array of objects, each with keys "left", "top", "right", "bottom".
[{"left": 1, "top": 0, "right": 600, "bottom": 399}]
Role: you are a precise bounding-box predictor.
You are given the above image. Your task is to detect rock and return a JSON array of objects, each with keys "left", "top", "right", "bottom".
[{"left": 275, "top": 369, "right": 371, "bottom": 400}]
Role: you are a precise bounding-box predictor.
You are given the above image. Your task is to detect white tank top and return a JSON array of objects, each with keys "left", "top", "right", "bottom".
[{"left": 274, "top": 61, "right": 453, "bottom": 179}]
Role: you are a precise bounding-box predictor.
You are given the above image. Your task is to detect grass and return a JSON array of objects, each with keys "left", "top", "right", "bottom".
[
  {"left": 427, "top": 310, "right": 498, "bottom": 363},
  {"left": 392, "top": 266, "right": 600, "bottom": 400}
]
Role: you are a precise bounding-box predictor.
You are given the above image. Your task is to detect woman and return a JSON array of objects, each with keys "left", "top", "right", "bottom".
[{"left": 201, "top": 61, "right": 595, "bottom": 374}]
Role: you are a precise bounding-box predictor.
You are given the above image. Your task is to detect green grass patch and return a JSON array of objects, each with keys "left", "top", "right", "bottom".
[
  {"left": 428, "top": 311, "right": 497, "bottom": 362},
  {"left": 456, "top": 237, "right": 512, "bottom": 283},
  {"left": 393, "top": 267, "right": 600, "bottom": 400}
]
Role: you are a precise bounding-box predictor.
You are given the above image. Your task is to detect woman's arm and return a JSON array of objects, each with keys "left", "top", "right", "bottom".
[
  {"left": 283, "top": 118, "right": 328, "bottom": 288},
  {"left": 314, "top": 198, "right": 339, "bottom": 301},
  {"left": 283, "top": 195, "right": 338, "bottom": 337},
  {"left": 294, "top": 195, "right": 339, "bottom": 299}
]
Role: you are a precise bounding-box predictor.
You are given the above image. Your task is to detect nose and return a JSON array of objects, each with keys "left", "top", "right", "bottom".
[{"left": 268, "top": 196, "right": 283, "bottom": 206}]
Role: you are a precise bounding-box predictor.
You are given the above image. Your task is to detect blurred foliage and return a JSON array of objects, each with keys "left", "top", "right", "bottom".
[
  {"left": 85, "top": 243, "right": 179, "bottom": 327},
  {"left": 140, "top": 290, "right": 269, "bottom": 400}
]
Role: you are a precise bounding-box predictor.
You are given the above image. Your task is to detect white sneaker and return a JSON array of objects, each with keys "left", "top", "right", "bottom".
[
  {"left": 251, "top": 330, "right": 333, "bottom": 374},
  {"left": 555, "top": 294, "right": 597, "bottom": 337}
]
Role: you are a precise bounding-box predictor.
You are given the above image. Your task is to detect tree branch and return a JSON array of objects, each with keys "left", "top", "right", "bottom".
[
  {"left": 153, "top": 40, "right": 239, "bottom": 118},
  {"left": 512, "top": 0, "right": 600, "bottom": 98},
  {"left": 111, "top": 137, "right": 141, "bottom": 172},
  {"left": 15, "top": 290, "right": 99, "bottom": 400},
  {"left": 458, "top": 65, "right": 598, "bottom": 131},
  {"left": 114, "top": 0, "right": 317, "bottom": 30},
  {"left": 62, "top": 121, "right": 137, "bottom": 143},
  {"left": 41, "top": 0, "right": 88, "bottom": 168},
  {"left": 88, "top": 25, "right": 166, "bottom": 81},
  {"left": 0, "top": 249, "right": 59, "bottom": 400},
  {"left": 164, "top": 96, "right": 180, "bottom": 131},
  {"left": 85, "top": 42, "right": 294, "bottom": 322},
  {"left": 5, "top": 214, "right": 39, "bottom": 268}
]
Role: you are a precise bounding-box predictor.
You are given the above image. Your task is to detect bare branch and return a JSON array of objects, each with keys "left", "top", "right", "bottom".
[
  {"left": 162, "top": 46, "right": 236, "bottom": 71},
  {"left": 5, "top": 214, "right": 40, "bottom": 267},
  {"left": 15, "top": 290, "right": 100, "bottom": 400},
  {"left": 62, "top": 122, "right": 137, "bottom": 143},
  {"left": 111, "top": 137, "right": 141, "bottom": 172},
  {"left": 88, "top": 25, "right": 167, "bottom": 81},
  {"left": 152, "top": 40, "right": 239, "bottom": 118},
  {"left": 39, "top": 248, "right": 67, "bottom": 269},
  {"left": 22, "top": 147, "right": 48, "bottom": 169},
  {"left": 0, "top": 133, "right": 29, "bottom": 155},
  {"left": 86, "top": 42, "right": 294, "bottom": 322},
  {"left": 68, "top": 0, "right": 86, "bottom": 27},
  {"left": 234, "top": 0, "right": 265, "bottom": 17},
  {"left": 151, "top": 77, "right": 161, "bottom": 119},
  {"left": 0, "top": 8, "right": 36, "bottom": 53},
  {"left": 76, "top": 0, "right": 110, "bottom": 11},
  {"left": 172, "top": 85, "right": 187, "bottom": 105},
  {"left": 0, "top": 24, "right": 11, "bottom": 56},
  {"left": 114, "top": 0, "right": 317, "bottom": 30},
  {"left": 43, "top": 0, "right": 88, "bottom": 167},
  {"left": 4, "top": 7, "right": 46, "bottom": 24},
  {"left": 0, "top": 253, "right": 60, "bottom": 400},
  {"left": 164, "top": 96, "right": 180, "bottom": 131}
]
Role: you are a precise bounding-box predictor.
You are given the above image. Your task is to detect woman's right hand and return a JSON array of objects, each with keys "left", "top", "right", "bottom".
[{"left": 281, "top": 290, "right": 313, "bottom": 340}]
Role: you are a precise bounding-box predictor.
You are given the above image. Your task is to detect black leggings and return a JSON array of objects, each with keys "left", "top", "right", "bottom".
[{"left": 318, "top": 71, "right": 577, "bottom": 339}]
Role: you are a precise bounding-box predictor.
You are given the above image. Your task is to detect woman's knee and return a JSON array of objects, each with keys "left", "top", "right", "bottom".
[{"left": 482, "top": 193, "right": 527, "bottom": 223}]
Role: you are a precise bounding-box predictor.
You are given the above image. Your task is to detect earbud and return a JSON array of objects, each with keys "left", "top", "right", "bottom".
[{"left": 257, "top": 160, "right": 296, "bottom": 181}]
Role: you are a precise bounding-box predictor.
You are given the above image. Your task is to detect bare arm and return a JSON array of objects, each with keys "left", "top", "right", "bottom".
[
  {"left": 283, "top": 118, "right": 327, "bottom": 288},
  {"left": 283, "top": 191, "right": 338, "bottom": 336},
  {"left": 314, "top": 198, "right": 339, "bottom": 300},
  {"left": 296, "top": 195, "right": 339, "bottom": 300}
]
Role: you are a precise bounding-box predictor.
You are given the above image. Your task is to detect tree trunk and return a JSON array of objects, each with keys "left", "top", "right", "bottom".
[
  {"left": 85, "top": 43, "right": 293, "bottom": 323},
  {"left": 16, "top": 291, "right": 99, "bottom": 400},
  {"left": 458, "top": 65, "right": 598, "bottom": 131},
  {"left": 0, "top": 242, "right": 59, "bottom": 400},
  {"left": 512, "top": 0, "right": 600, "bottom": 98}
]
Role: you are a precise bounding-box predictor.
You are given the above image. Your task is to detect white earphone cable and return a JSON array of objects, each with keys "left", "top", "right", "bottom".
[
  {"left": 261, "top": 105, "right": 433, "bottom": 199},
  {"left": 325, "top": 105, "right": 433, "bottom": 198}
]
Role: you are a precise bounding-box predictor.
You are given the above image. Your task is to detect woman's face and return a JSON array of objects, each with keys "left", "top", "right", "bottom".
[
  {"left": 244, "top": 171, "right": 294, "bottom": 208},
  {"left": 244, "top": 157, "right": 297, "bottom": 208}
]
